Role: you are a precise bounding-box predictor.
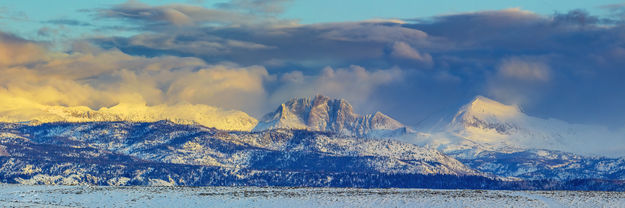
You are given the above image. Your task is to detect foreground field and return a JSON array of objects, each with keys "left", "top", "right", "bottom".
[{"left": 1, "top": 184, "right": 624, "bottom": 207}]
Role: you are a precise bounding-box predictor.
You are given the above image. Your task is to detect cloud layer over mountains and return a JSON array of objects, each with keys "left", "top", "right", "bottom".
[
  {"left": 1, "top": 0, "right": 625, "bottom": 130},
  {"left": 0, "top": 29, "right": 400, "bottom": 128}
]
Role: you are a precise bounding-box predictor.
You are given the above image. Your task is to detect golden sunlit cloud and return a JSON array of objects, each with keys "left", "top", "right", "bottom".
[{"left": 0, "top": 36, "right": 265, "bottom": 131}]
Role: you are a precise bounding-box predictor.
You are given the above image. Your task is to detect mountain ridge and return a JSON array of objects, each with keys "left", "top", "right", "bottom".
[{"left": 0, "top": 121, "right": 490, "bottom": 186}]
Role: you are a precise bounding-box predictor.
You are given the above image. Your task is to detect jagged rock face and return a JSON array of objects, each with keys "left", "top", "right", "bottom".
[{"left": 253, "top": 95, "right": 406, "bottom": 137}]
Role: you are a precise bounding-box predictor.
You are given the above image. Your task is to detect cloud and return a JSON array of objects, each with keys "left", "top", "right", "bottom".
[
  {"left": 496, "top": 57, "right": 550, "bottom": 82},
  {"left": 93, "top": 20, "right": 434, "bottom": 70},
  {"left": 102, "top": 32, "right": 274, "bottom": 57},
  {"left": 398, "top": 8, "right": 625, "bottom": 122},
  {"left": 97, "top": 0, "right": 289, "bottom": 28},
  {"left": 600, "top": 3, "right": 625, "bottom": 22},
  {"left": 0, "top": 32, "right": 46, "bottom": 67},
  {"left": 0, "top": 27, "right": 410, "bottom": 129},
  {"left": 5, "top": 1, "right": 625, "bottom": 131},
  {"left": 484, "top": 57, "right": 552, "bottom": 106},
  {"left": 552, "top": 9, "right": 600, "bottom": 26},
  {"left": 0, "top": 7, "right": 29, "bottom": 22},
  {"left": 406, "top": 9, "right": 543, "bottom": 48},
  {"left": 215, "top": 0, "right": 293, "bottom": 14},
  {"left": 37, "top": 27, "right": 59, "bottom": 37},
  {"left": 388, "top": 41, "right": 433, "bottom": 64},
  {"left": 270, "top": 65, "right": 403, "bottom": 112},
  {"left": 0, "top": 27, "right": 412, "bottom": 128},
  {"left": 98, "top": 0, "right": 239, "bottom": 26},
  {"left": 317, "top": 22, "right": 429, "bottom": 43},
  {"left": 44, "top": 19, "right": 92, "bottom": 27},
  {"left": 164, "top": 65, "right": 271, "bottom": 112},
  {"left": 42, "top": 51, "right": 271, "bottom": 113},
  {"left": 87, "top": 6, "right": 625, "bottom": 128},
  {"left": 0, "top": 34, "right": 271, "bottom": 130}
]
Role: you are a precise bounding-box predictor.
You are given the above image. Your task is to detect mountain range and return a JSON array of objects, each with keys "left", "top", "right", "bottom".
[
  {"left": 0, "top": 101, "right": 258, "bottom": 131},
  {"left": 0, "top": 121, "right": 491, "bottom": 187},
  {"left": 0, "top": 94, "right": 624, "bottom": 189}
]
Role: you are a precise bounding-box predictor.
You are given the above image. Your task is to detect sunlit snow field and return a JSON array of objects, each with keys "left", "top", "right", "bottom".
[{"left": 1, "top": 184, "right": 624, "bottom": 207}]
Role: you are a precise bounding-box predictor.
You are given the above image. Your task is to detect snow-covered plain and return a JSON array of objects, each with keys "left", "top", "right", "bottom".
[{"left": 1, "top": 184, "right": 624, "bottom": 207}]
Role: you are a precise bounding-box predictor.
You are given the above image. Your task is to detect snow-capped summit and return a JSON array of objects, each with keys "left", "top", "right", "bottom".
[
  {"left": 253, "top": 95, "right": 408, "bottom": 137},
  {"left": 454, "top": 96, "right": 523, "bottom": 125},
  {"left": 440, "top": 95, "right": 620, "bottom": 156},
  {"left": 449, "top": 96, "right": 525, "bottom": 141}
]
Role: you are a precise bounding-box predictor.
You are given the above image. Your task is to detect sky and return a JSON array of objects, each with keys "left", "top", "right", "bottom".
[{"left": 1, "top": 0, "right": 625, "bottom": 130}]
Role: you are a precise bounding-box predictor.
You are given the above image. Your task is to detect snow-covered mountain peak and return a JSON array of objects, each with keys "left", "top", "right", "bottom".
[
  {"left": 462, "top": 96, "right": 522, "bottom": 120},
  {"left": 253, "top": 95, "right": 407, "bottom": 137},
  {"left": 448, "top": 96, "right": 526, "bottom": 142},
  {"left": 432, "top": 95, "right": 623, "bottom": 157}
]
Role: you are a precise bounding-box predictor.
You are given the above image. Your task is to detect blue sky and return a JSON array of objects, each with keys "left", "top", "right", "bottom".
[
  {"left": 2, "top": 0, "right": 622, "bottom": 50},
  {"left": 2, "top": 0, "right": 621, "bottom": 22},
  {"left": 0, "top": 0, "right": 621, "bottom": 43},
  {"left": 282, "top": 0, "right": 621, "bottom": 23},
  {"left": 1, "top": 0, "right": 621, "bottom": 37},
  {"left": 1, "top": 0, "right": 625, "bottom": 129}
]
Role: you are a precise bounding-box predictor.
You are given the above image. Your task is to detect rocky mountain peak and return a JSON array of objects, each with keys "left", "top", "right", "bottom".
[{"left": 253, "top": 95, "right": 406, "bottom": 137}]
